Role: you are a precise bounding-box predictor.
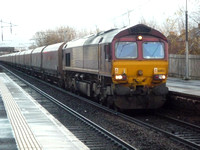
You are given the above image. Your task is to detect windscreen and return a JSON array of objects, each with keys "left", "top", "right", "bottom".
[
  {"left": 115, "top": 42, "right": 137, "bottom": 59},
  {"left": 143, "top": 42, "right": 164, "bottom": 59}
]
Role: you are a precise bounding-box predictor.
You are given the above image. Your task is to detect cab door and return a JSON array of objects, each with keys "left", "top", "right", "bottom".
[{"left": 99, "top": 43, "right": 112, "bottom": 77}]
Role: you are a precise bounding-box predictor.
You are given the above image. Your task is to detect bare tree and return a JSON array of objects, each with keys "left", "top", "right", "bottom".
[
  {"left": 75, "top": 28, "right": 94, "bottom": 39},
  {"left": 161, "top": 6, "right": 200, "bottom": 54},
  {"left": 190, "top": 0, "right": 200, "bottom": 25},
  {"left": 32, "top": 26, "right": 78, "bottom": 47}
]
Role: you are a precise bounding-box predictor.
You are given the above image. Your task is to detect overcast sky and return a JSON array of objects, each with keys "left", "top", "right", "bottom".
[{"left": 0, "top": 0, "right": 198, "bottom": 48}]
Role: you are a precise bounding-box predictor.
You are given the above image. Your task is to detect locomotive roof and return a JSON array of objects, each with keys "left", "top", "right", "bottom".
[{"left": 64, "top": 24, "right": 167, "bottom": 49}]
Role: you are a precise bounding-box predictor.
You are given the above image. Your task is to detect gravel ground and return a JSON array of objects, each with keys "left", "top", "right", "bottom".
[
  {"left": 164, "top": 94, "right": 200, "bottom": 126},
  {"left": 158, "top": 107, "right": 200, "bottom": 126},
  {"left": 3, "top": 66, "right": 192, "bottom": 150}
]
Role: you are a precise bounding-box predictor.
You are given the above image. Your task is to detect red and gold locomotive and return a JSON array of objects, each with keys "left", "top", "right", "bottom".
[{"left": 0, "top": 24, "right": 168, "bottom": 110}]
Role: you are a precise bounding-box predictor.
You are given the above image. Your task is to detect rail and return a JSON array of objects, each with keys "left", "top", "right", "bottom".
[
  {"left": 2, "top": 64, "right": 200, "bottom": 150},
  {"left": 1, "top": 65, "right": 136, "bottom": 150}
]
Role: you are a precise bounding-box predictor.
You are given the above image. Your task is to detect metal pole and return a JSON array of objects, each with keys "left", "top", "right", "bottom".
[
  {"left": 0, "top": 20, "right": 16, "bottom": 41},
  {"left": 64, "top": 31, "right": 67, "bottom": 42},
  {"left": 10, "top": 22, "right": 12, "bottom": 34},
  {"left": 127, "top": 10, "right": 130, "bottom": 26},
  {"left": 185, "top": 0, "right": 190, "bottom": 80},
  {"left": 1, "top": 19, "right": 3, "bottom": 41}
]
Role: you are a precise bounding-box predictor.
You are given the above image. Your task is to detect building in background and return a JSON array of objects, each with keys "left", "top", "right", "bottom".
[{"left": 0, "top": 47, "right": 15, "bottom": 55}]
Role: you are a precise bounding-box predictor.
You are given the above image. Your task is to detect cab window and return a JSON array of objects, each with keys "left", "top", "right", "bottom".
[
  {"left": 143, "top": 42, "right": 164, "bottom": 59},
  {"left": 115, "top": 42, "right": 137, "bottom": 59}
]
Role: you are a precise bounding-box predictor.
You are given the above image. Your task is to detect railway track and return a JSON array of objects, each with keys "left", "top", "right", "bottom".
[
  {"left": 2, "top": 65, "right": 136, "bottom": 150},
  {"left": 166, "top": 91, "right": 200, "bottom": 116},
  {"left": 2, "top": 64, "right": 200, "bottom": 149},
  {"left": 169, "top": 91, "right": 200, "bottom": 101},
  {"left": 133, "top": 113, "right": 200, "bottom": 150}
]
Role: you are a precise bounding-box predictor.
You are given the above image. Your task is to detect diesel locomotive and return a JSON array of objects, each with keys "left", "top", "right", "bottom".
[{"left": 0, "top": 24, "right": 168, "bottom": 110}]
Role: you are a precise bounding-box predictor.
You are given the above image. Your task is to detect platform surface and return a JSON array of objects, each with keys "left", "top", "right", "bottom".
[
  {"left": 0, "top": 73, "right": 89, "bottom": 150},
  {"left": 167, "top": 77, "right": 200, "bottom": 97},
  {"left": 0, "top": 94, "right": 18, "bottom": 150}
]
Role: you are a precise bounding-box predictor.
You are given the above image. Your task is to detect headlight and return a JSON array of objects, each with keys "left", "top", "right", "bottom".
[
  {"left": 115, "top": 74, "right": 127, "bottom": 81},
  {"left": 153, "top": 74, "right": 166, "bottom": 80},
  {"left": 137, "top": 35, "right": 143, "bottom": 41}
]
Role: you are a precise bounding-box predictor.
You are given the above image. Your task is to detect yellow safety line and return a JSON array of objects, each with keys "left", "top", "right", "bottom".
[{"left": 0, "top": 80, "right": 42, "bottom": 150}]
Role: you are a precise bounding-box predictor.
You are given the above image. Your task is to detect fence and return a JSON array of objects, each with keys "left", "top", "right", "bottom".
[{"left": 169, "top": 54, "right": 200, "bottom": 79}]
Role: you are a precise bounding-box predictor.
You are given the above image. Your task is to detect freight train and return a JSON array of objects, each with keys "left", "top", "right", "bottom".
[{"left": 0, "top": 24, "right": 169, "bottom": 110}]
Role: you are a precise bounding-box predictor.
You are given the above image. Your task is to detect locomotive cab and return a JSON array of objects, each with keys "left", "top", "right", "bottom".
[{"left": 110, "top": 25, "right": 169, "bottom": 109}]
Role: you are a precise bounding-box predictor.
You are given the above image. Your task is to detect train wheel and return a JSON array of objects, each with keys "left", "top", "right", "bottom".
[
  {"left": 70, "top": 85, "right": 76, "bottom": 93},
  {"left": 106, "top": 96, "right": 114, "bottom": 109},
  {"left": 99, "top": 98, "right": 104, "bottom": 105},
  {"left": 99, "top": 95, "right": 107, "bottom": 106},
  {"left": 58, "top": 79, "right": 64, "bottom": 88},
  {"left": 41, "top": 74, "right": 45, "bottom": 80},
  {"left": 30, "top": 71, "right": 34, "bottom": 76},
  {"left": 113, "top": 105, "right": 124, "bottom": 112},
  {"left": 93, "top": 94, "right": 100, "bottom": 103},
  {"left": 44, "top": 76, "right": 49, "bottom": 82},
  {"left": 64, "top": 82, "right": 69, "bottom": 90}
]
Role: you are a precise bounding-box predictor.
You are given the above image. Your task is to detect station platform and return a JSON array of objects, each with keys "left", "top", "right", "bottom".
[
  {"left": 0, "top": 73, "right": 89, "bottom": 150},
  {"left": 167, "top": 77, "right": 200, "bottom": 97}
]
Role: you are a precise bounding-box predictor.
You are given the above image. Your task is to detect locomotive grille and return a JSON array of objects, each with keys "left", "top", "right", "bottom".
[{"left": 129, "top": 25, "right": 151, "bottom": 34}]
